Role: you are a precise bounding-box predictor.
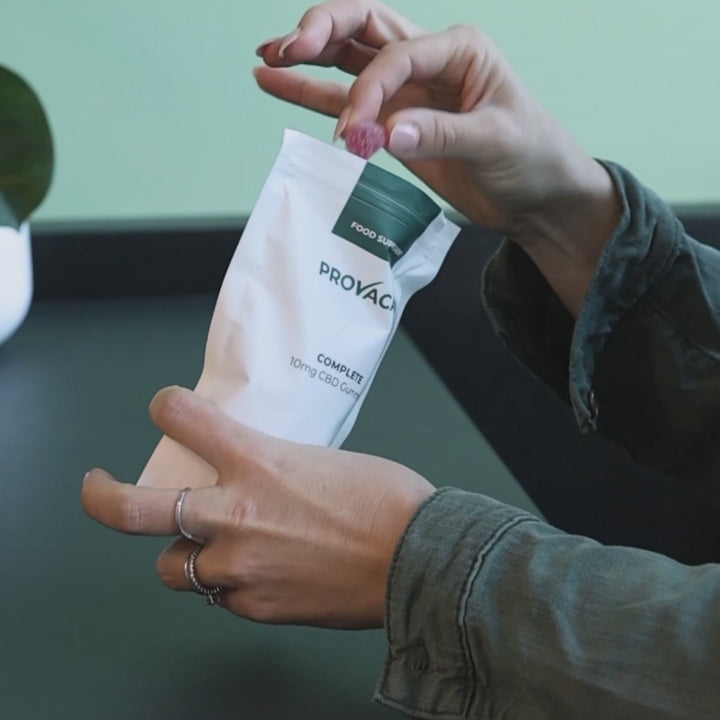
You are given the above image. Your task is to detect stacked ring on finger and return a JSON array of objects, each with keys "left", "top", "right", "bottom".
[
  {"left": 175, "top": 487, "right": 205, "bottom": 545},
  {"left": 184, "top": 546, "right": 223, "bottom": 606}
]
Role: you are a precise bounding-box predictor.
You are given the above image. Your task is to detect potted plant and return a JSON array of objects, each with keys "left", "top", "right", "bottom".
[{"left": 0, "top": 65, "right": 54, "bottom": 346}]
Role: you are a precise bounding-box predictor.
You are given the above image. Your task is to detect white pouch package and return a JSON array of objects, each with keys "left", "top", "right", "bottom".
[{"left": 139, "top": 129, "right": 459, "bottom": 489}]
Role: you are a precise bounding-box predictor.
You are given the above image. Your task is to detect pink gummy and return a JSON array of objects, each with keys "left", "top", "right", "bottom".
[{"left": 345, "top": 121, "right": 387, "bottom": 159}]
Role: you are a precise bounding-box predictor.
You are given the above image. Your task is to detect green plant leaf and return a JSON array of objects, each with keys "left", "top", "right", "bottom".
[{"left": 0, "top": 66, "right": 54, "bottom": 229}]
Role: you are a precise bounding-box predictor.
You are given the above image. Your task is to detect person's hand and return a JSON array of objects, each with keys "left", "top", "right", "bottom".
[
  {"left": 254, "top": 0, "right": 621, "bottom": 315},
  {"left": 81, "top": 386, "right": 434, "bottom": 628}
]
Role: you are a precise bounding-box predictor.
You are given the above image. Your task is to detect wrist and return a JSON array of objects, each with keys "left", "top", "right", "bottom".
[
  {"left": 513, "top": 155, "right": 620, "bottom": 262},
  {"left": 376, "top": 479, "right": 435, "bottom": 626},
  {"left": 509, "top": 156, "right": 622, "bottom": 316}
]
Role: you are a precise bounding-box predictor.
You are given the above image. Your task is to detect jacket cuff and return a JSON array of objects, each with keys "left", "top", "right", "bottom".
[
  {"left": 482, "top": 162, "right": 682, "bottom": 432},
  {"left": 374, "top": 487, "right": 536, "bottom": 719}
]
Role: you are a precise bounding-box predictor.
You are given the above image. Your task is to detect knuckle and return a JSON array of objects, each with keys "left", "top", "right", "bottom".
[
  {"left": 375, "top": 41, "right": 405, "bottom": 67},
  {"left": 430, "top": 116, "right": 457, "bottom": 154},
  {"left": 300, "top": 3, "right": 322, "bottom": 22},
  {"left": 354, "top": 42, "right": 405, "bottom": 91},
  {"left": 301, "top": 2, "right": 354, "bottom": 36},
  {"left": 116, "top": 488, "right": 147, "bottom": 533},
  {"left": 152, "top": 386, "right": 187, "bottom": 427},
  {"left": 448, "top": 22, "right": 483, "bottom": 42},
  {"left": 224, "top": 496, "right": 254, "bottom": 534}
]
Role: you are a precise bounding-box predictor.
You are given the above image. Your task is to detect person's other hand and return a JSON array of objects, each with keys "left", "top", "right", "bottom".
[
  {"left": 254, "top": 1, "right": 620, "bottom": 314},
  {"left": 81, "top": 386, "right": 434, "bottom": 628}
]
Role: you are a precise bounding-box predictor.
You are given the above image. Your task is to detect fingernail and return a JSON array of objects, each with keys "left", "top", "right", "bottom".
[
  {"left": 255, "top": 36, "right": 282, "bottom": 57},
  {"left": 83, "top": 471, "right": 89, "bottom": 484},
  {"left": 278, "top": 28, "right": 301, "bottom": 58},
  {"left": 334, "top": 107, "right": 351, "bottom": 141},
  {"left": 389, "top": 123, "right": 420, "bottom": 155}
]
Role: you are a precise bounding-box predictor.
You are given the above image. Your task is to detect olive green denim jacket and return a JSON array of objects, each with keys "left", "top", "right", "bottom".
[{"left": 375, "top": 164, "right": 720, "bottom": 719}]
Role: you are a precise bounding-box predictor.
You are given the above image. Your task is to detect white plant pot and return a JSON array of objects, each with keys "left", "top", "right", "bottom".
[{"left": 0, "top": 222, "right": 33, "bottom": 346}]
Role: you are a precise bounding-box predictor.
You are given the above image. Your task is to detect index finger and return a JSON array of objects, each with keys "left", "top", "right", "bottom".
[{"left": 81, "top": 468, "right": 213, "bottom": 538}]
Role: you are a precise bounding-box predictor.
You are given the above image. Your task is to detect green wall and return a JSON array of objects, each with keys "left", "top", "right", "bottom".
[{"left": 4, "top": 0, "right": 719, "bottom": 222}]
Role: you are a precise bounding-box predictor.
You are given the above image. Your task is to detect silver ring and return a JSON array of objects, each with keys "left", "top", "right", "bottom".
[
  {"left": 184, "top": 546, "right": 222, "bottom": 606},
  {"left": 175, "top": 487, "right": 204, "bottom": 544}
]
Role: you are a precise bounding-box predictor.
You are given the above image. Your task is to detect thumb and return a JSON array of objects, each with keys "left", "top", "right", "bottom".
[
  {"left": 386, "top": 108, "right": 483, "bottom": 160},
  {"left": 149, "top": 386, "right": 239, "bottom": 472}
]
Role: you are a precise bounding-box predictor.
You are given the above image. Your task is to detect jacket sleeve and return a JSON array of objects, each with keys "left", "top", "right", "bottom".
[
  {"left": 374, "top": 488, "right": 720, "bottom": 720},
  {"left": 482, "top": 162, "right": 720, "bottom": 502}
]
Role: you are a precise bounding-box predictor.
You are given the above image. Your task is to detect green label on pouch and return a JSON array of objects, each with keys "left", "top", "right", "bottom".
[{"left": 332, "top": 163, "right": 440, "bottom": 266}]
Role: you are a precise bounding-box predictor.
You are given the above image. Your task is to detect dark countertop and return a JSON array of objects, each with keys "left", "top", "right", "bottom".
[
  {"left": 0, "top": 293, "right": 537, "bottom": 719},
  {"left": 28, "top": 217, "right": 720, "bottom": 565}
]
